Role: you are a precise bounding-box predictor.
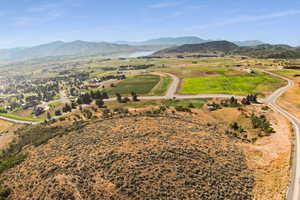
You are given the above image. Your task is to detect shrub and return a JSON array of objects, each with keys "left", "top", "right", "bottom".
[
  {"left": 251, "top": 114, "right": 274, "bottom": 135},
  {"left": 0, "top": 186, "right": 11, "bottom": 200},
  {"left": 55, "top": 110, "right": 62, "bottom": 116},
  {"left": 175, "top": 106, "right": 191, "bottom": 112},
  {"left": 0, "top": 154, "right": 26, "bottom": 174},
  {"left": 261, "top": 106, "right": 269, "bottom": 111}
]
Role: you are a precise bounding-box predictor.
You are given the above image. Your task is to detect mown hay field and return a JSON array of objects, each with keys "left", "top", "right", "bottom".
[{"left": 106, "top": 74, "right": 160, "bottom": 96}]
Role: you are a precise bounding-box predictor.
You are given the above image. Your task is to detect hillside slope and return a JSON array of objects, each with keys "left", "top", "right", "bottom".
[
  {"left": 1, "top": 115, "right": 254, "bottom": 200},
  {"left": 155, "top": 40, "right": 239, "bottom": 55},
  {"left": 154, "top": 41, "right": 300, "bottom": 58}
]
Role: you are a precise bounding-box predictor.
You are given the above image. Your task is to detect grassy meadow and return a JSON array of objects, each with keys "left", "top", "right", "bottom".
[{"left": 180, "top": 73, "right": 284, "bottom": 95}]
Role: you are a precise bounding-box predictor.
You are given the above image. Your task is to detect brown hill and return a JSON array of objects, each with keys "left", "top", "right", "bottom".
[{"left": 1, "top": 115, "right": 254, "bottom": 200}]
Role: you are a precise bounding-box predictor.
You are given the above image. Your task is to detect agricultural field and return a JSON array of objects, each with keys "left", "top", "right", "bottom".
[
  {"left": 106, "top": 74, "right": 161, "bottom": 96},
  {"left": 149, "top": 74, "right": 173, "bottom": 96},
  {"left": 180, "top": 72, "right": 285, "bottom": 95}
]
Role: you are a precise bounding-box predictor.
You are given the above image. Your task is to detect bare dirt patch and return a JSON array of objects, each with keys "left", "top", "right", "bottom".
[
  {"left": 0, "top": 120, "right": 13, "bottom": 132},
  {"left": 0, "top": 120, "right": 22, "bottom": 151},
  {"left": 168, "top": 69, "right": 219, "bottom": 79},
  {"left": 243, "top": 112, "right": 292, "bottom": 200}
]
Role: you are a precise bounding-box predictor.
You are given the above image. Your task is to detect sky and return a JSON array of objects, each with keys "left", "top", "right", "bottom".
[{"left": 1, "top": 0, "right": 300, "bottom": 48}]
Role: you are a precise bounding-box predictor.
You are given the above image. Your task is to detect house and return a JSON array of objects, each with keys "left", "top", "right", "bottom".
[
  {"left": 32, "top": 106, "right": 45, "bottom": 116},
  {"left": 244, "top": 68, "right": 255, "bottom": 74},
  {"left": 22, "top": 101, "right": 39, "bottom": 109}
]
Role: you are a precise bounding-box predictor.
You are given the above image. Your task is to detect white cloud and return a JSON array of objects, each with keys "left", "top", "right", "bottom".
[
  {"left": 27, "top": 3, "right": 60, "bottom": 13},
  {"left": 14, "top": 11, "right": 63, "bottom": 26},
  {"left": 188, "top": 10, "right": 300, "bottom": 30},
  {"left": 148, "top": 1, "right": 185, "bottom": 8}
]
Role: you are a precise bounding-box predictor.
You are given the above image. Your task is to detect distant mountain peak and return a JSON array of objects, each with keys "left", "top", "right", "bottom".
[
  {"left": 233, "top": 40, "right": 265, "bottom": 47},
  {"left": 116, "top": 36, "right": 266, "bottom": 47}
]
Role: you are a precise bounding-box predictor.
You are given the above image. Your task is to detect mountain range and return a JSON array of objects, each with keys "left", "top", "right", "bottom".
[
  {"left": 0, "top": 36, "right": 294, "bottom": 61},
  {"left": 116, "top": 36, "right": 265, "bottom": 47},
  {"left": 0, "top": 41, "right": 168, "bottom": 61},
  {"left": 154, "top": 40, "right": 300, "bottom": 59}
]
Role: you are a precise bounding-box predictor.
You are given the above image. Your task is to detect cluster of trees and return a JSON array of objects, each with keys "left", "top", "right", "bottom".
[
  {"left": 26, "top": 82, "right": 60, "bottom": 102},
  {"left": 119, "top": 64, "right": 154, "bottom": 70},
  {"left": 209, "top": 95, "right": 258, "bottom": 111},
  {"left": 175, "top": 106, "right": 191, "bottom": 112},
  {"left": 241, "top": 94, "right": 258, "bottom": 105},
  {"left": 250, "top": 114, "right": 274, "bottom": 135},
  {"left": 221, "top": 97, "right": 240, "bottom": 107},
  {"left": 77, "top": 91, "right": 109, "bottom": 105},
  {"left": 116, "top": 92, "right": 139, "bottom": 103}
]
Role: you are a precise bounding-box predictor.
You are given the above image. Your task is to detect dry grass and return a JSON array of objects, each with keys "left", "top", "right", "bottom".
[
  {"left": 0, "top": 120, "right": 13, "bottom": 133},
  {"left": 0, "top": 102, "right": 292, "bottom": 199}
]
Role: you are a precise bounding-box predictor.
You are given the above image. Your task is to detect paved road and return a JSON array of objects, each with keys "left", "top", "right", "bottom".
[
  {"left": 0, "top": 116, "right": 38, "bottom": 125},
  {"left": 1, "top": 71, "right": 300, "bottom": 199},
  {"left": 262, "top": 71, "right": 300, "bottom": 200}
]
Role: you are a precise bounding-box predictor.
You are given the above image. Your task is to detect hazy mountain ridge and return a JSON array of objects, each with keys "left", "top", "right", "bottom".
[
  {"left": 233, "top": 40, "right": 265, "bottom": 47},
  {"left": 0, "top": 41, "right": 167, "bottom": 61},
  {"left": 116, "top": 36, "right": 265, "bottom": 47},
  {"left": 116, "top": 36, "right": 210, "bottom": 46},
  {"left": 0, "top": 37, "right": 294, "bottom": 61}
]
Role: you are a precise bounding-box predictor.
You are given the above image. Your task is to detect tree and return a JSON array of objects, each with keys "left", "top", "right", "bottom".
[
  {"left": 71, "top": 101, "right": 77, "bottom": 109},
  {"left": 94, "top": 90, "right": 102, "bottom": 99},
  {"left": 62, "top": 103, "right": 72, "bottom": 113},
  {"left": 131, "top": 92, "right": 139, "bottom": 102},
  {"left": 82, "top": 93, "right": 92, "bottom": 104},
  {"left": 77, "top": 97, "right": 83, "bottom": 105},
  {"left": 90, "top": 91, "right": 96, "bottom": 99},
  {"left": 123, "top": 97, "right": 130, "bottom": 103},
  {"left": 96, "top": 99, "right": 105, "bottom": 108},
  {"left": 116, "top": 93, "right": 122, "bottom": 103},
  {"left": 47, "top": 112, "right": 51, "bottom": 120},
  {"left": 229, "top": 96, "right": 239, "bottom": 107},
  {"left": 102, "top": 92, "right": 109, "bottom": 99},
  {"left": 241, "top": 98, "right": 250, "bottom": 105},
  {"left": 246, "top": 94, "right": 258, "bottom": 103},
  {"left": 55, "top": 110, "right": 62, "bottom": 116}
]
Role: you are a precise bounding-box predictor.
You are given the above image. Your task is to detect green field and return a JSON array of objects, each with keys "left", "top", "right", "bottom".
[
  {"left": 180, "top": 73, "right": 284, "bottom": 95},
  {"left": 272, "top": 69, "right": 300, "bottom": 78},
  {"left": 106, "top": 74, "right": 160, "bottom": 96},
  {"left": 151, "top": 75, "right": 173, "bottom": 96}
]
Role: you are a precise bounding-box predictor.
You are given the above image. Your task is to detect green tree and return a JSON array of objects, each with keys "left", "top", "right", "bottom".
[{"left": 96, "top": 99, "right": 105, "bottom": 108}]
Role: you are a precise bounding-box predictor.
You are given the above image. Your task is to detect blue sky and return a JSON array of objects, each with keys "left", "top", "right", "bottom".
[{"left": 1, "top": 0, "right": 300, "bottom": 48}]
